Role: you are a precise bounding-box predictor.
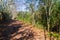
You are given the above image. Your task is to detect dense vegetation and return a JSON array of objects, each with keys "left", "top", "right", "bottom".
[
  {"left": 17, "top": 0, "right": 60, "bottom": 39},
  {"left": 17, "top": 0, "right": 60, "bottom": 32}
]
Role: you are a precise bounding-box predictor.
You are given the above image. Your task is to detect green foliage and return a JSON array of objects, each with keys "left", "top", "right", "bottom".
[
  {"left": 36, "top": 0, "right": 60, "bottom": 33},
  {"left": 48, "top": 32, "right": 60, "bottom": 40},
  {"left": 17, "top": 12, "right": 31, "bottom": 23}
]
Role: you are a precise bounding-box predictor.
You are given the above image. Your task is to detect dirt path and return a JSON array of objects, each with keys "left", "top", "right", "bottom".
[{"left": 0, "top": 20, "right": 50, "bottom": 40}]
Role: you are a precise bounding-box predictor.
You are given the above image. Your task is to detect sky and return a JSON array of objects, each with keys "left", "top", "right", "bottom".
[
  {"left": 13, "top": 0, "right": 60, "bottom": 12},
  {"left": 0, "top": 0, "right": 40, "bottom": 12},
  {"left": 1, "top": 0, "right": 38, "bottom": 11},
  {"left": 15, "top": 0, "right": 27, "bottom": 11},
  {"left": 15, "top": 0, "right": 39, "bottom": 11}
]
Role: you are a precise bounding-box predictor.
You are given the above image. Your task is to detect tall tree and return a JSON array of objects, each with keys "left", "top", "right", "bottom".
[
  {"left": 0, "top": 0, "right": 17, "bottom": 21},
  {"left": 26, "top": 0, "right": 38, "bottom": 25},
  {"left": 38, "top": 0, "right": 59, "bottom": 32}
]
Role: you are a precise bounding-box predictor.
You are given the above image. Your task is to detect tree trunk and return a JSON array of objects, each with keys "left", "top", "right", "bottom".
[{"left": 32, "top": 12, "right": 35, "bottom": 25}]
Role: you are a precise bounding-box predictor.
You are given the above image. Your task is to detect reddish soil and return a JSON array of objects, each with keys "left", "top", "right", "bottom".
[{"left": 0, "top": 20, "right": 50, "bottom": 40}]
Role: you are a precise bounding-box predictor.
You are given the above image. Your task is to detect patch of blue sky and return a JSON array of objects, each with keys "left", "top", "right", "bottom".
[
  {"left": 15, "top": 0, "right": 39, "bottom": 11},
  {"left": 15, "top": 0, "right": 27, "bottom": 11}
]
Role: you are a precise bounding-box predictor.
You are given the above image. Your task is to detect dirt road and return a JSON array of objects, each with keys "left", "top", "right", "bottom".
[{"left": 0, "top": 20, "right": 49, "bottom": 40}]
